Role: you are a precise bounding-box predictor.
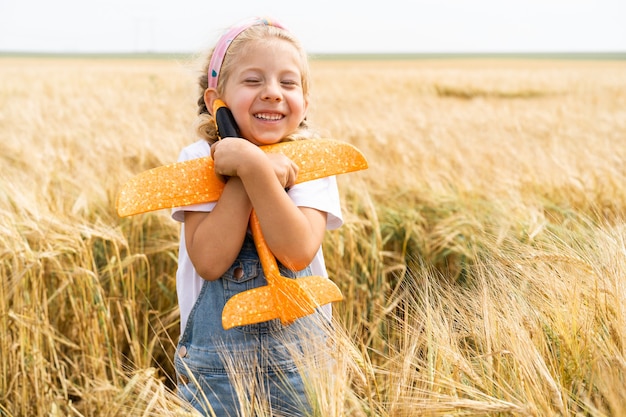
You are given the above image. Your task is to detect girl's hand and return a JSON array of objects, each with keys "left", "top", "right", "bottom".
[
  {"left": 211, "top": 137, "right": 261, "bottom": 180},
  {"left": 211, "top": 138, "right": 298, "bottom": 188},
  {"left": 266, "top": 153, "right": 299, "bottom": 190}
]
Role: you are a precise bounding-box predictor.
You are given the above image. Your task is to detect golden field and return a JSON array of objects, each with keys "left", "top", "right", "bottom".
[{"left": 1, "top": 55, "right": 626, "bottom": 416}]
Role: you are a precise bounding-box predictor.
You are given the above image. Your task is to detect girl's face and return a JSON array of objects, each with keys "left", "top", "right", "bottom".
[{"left": 219, "top": 38, "right": 308, "bottom": 146}]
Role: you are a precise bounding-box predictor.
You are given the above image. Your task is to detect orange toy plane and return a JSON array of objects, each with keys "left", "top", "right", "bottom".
[{"left": 116, "top": 100, "right": 368, "bottom": 329}]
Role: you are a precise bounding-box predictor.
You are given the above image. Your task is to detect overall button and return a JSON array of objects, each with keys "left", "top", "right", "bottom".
[
  {"left": 178, "top": 345, "right": 187, "bottom": 358},
  {"left": 178, "top": 374, "right": 189, "bottom": 385},
  {"left": 233, "top": 267, "right": 244, "bottom": 279}
]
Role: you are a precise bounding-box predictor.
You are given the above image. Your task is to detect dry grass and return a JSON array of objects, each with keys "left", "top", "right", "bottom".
[{"left": 1, "top": 55, "right": 626, "bottom": 416}]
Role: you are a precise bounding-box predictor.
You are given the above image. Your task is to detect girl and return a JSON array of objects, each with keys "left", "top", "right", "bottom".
[{"left": 172, "top": 17, "right": 343, "bottom": 416}]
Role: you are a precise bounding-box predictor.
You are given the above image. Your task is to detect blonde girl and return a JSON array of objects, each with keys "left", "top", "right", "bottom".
[{"left": 172, "top": 17, "right": 342, "bottom": 416}]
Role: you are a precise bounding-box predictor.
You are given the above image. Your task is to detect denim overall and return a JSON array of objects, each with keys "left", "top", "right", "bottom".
[{"left": 175, "top": 234, "right": 329, "bottom": 417}]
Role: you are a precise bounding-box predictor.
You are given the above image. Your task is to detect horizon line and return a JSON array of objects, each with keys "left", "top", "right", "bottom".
[{"left": 1, "top": 51, "right": 625, "bottom": 60}]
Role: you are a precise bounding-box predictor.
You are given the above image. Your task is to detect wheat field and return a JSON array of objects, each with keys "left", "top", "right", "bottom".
[{"left": 1, "top": 55, "right": 626, "bottom": 416}]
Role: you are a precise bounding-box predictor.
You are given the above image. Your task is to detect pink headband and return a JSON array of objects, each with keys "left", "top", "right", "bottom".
[{"left": 208, "top": 17, "right": 286, "bottom": 90}]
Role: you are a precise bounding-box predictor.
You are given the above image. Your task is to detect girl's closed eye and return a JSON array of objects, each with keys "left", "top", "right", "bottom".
[
  {"left": 281, "top": 79, "right": 299, "bottom": 88},
  {"left": 244, "top": 77, "right": 262, "bottom": 85}
]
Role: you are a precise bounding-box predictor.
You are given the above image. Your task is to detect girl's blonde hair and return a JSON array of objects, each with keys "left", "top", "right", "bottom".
[{"left": 195, "top": 24, "right": 316, "bottom": 145}]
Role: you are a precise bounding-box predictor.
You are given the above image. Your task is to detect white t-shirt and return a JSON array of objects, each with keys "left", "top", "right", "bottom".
[{"left": 172, "top": 139, "right": 343, "bottom": 331}]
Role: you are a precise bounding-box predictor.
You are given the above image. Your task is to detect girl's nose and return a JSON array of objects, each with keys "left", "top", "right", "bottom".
[{"left": 261, "top": 81, "right": 282, "bottom": 102}]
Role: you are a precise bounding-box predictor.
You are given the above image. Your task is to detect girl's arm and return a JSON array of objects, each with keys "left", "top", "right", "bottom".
[
  {"left": 240, "top": 158, "right": 327, "bottom": 271},
  {"left": 212, "top": 138, "right": 327, "bottom": 272},
  {"left": 183, "top": 177, "right": 252, "bottom": 281}
]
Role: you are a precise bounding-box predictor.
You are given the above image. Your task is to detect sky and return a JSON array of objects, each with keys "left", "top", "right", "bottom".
[{"left": 0, "top": 0, "right": 625, "bottom": 54}]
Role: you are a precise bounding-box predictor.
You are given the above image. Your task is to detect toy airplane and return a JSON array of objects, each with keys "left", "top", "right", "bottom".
[{"left": 116, "top": 100, "right": 368, "bottom": 329}]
